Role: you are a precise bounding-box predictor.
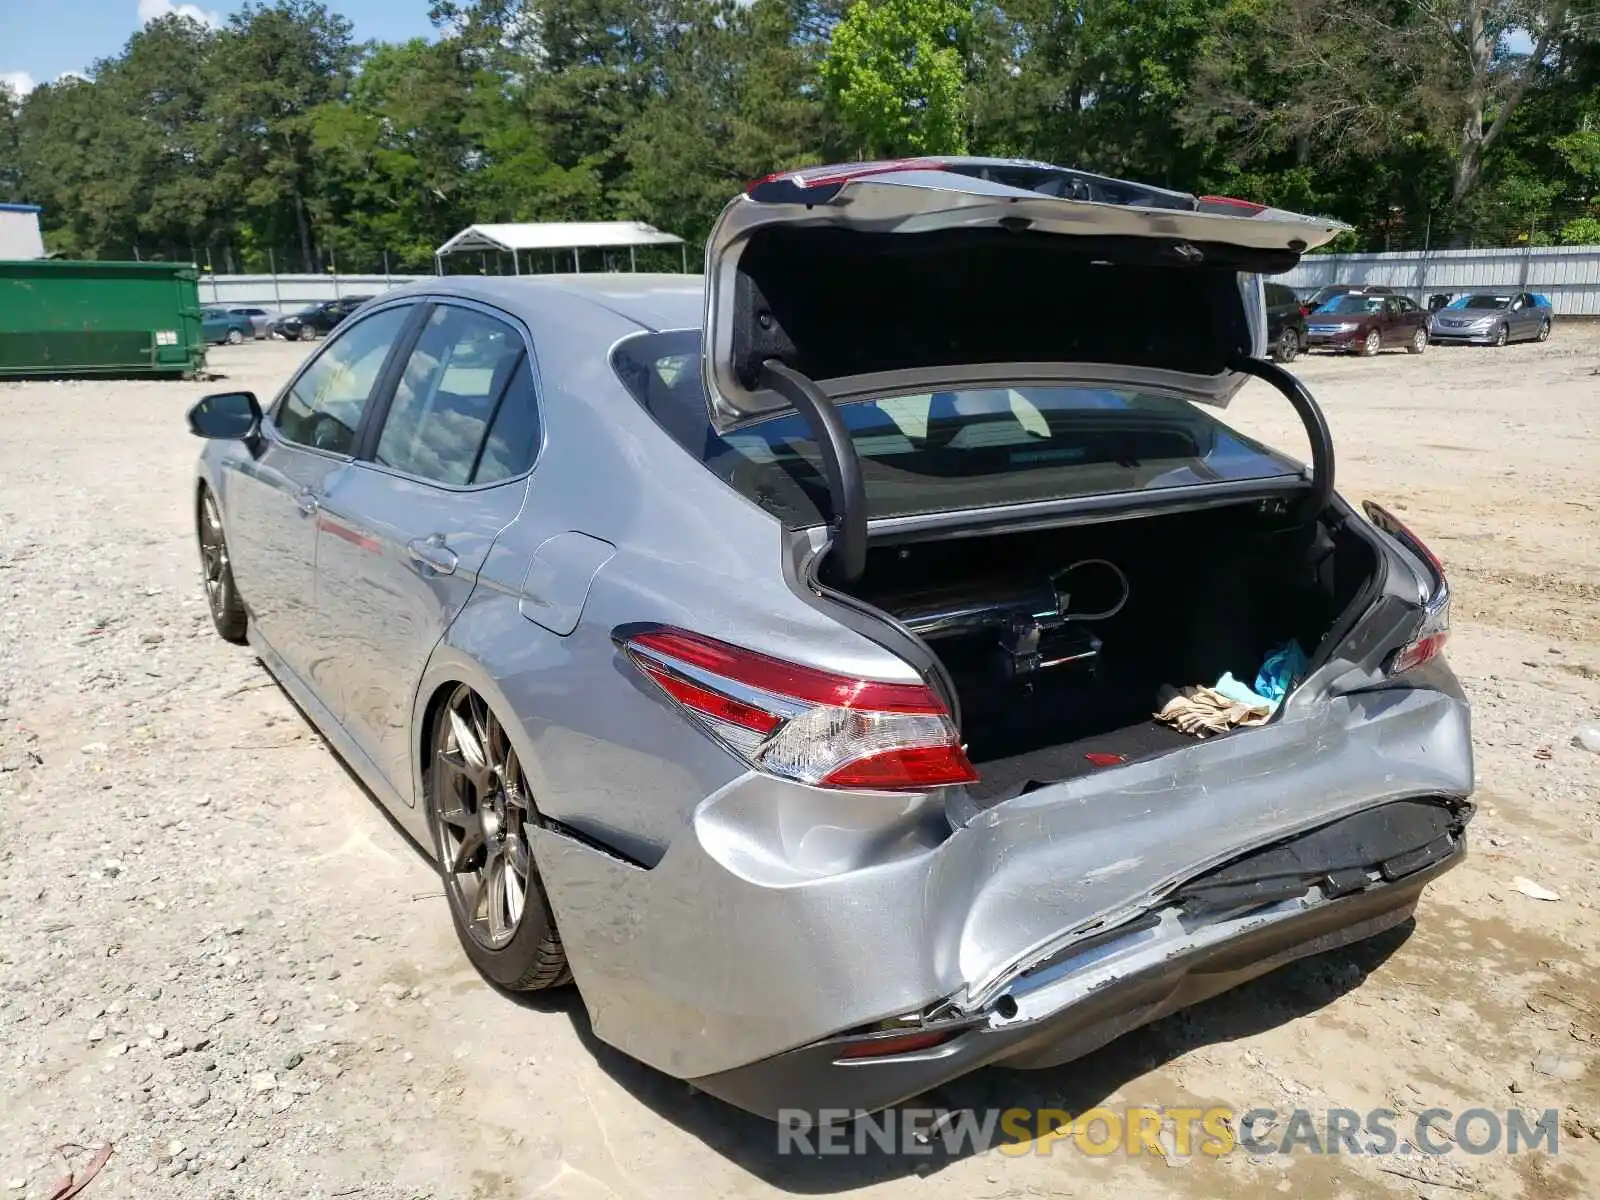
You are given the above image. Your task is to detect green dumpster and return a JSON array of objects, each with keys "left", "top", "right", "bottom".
[{"left": 0, "top": 259, "right": 206, "bottom": 378}]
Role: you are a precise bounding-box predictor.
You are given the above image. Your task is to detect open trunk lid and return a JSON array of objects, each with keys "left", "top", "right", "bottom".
[{"left": 701, "top": 158, "right": 1350, "bottom": 430}]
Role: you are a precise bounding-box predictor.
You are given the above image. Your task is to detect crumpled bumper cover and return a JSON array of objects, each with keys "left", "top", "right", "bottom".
[
  {"left": 530, "top": 686, "right": 1472, "bottom": 1105},
  {"left": 693, "top": 825, "right": 1461, "bottom": 1119}
]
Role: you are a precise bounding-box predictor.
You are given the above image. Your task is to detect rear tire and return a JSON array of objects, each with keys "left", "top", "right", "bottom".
[
  {"left": 226, "top": 328, "right": 244, "bottom": 345},
  {"left": 427, "top": 684, "right": 570, "bottom": 991},
  {"left": 1358, "top": 329, "right": 1381, "bottom": 357},
  {"left": 1273, "top": 328, "right": 1300, "bottom": 363},
  {"left": 1407, "top": 327, "right": 1427, "bottom": 354},
  {"left": 197, "top": 488, "right": 247, "bottom": 644}
]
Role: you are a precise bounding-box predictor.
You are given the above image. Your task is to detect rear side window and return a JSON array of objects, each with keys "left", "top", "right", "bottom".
[
  {"left": 276, "top": 306, "right": 412, "bottom": 455},
  {"left": 373, "top": 305, "right": 538, "bottom": 486},
  {"left": 1265, "top": 283, "right": 1296, "bottom": 306},
  {"left": 614, "top": 331, "right": 1300, "bottom": 526}
]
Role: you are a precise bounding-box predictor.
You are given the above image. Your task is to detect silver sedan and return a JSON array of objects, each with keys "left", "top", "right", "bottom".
[{"left": 186, "top": 159, "right": 1473, "bottom": 1120}]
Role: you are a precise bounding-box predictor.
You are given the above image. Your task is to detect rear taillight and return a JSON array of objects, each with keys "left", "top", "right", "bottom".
[
  {"left": 1363, "top": 502, "right": 1450, "bottom": 674},
  {"left": 1300, "top": 305, "right": 1314, "bottom": 317},
  {"left": 622, "top": 627, "right": 978, "bottom": 791}
]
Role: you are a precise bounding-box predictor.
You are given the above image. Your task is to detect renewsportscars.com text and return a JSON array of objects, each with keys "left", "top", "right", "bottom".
[{"left": 776, "top": 1106, "right": 1563, "bottom": 1158}]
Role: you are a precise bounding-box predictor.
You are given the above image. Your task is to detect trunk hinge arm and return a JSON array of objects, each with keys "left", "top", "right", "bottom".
[
  {"left": 1227, "top": 353, "right": 1335, "bottom": 518},
  {"left": 758, "top": 360, "right": 868, "bottom": 583}
]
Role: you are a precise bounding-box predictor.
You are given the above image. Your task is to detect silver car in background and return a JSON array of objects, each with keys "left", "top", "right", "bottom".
[
  {"left": 186, "top": 159, "right": 1472, "bottom": 1120},
  {"left": 1429, "top": 291, "right": 1554, "bottom": 346}
]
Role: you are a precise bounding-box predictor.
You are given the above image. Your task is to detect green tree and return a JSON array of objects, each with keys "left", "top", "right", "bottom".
[
  {"left": 206, "top": 1, "right": 359, "bottom": 271},
  {"left": 621, "top": 0, "right": 839, "bottom": 243},
  {"left": 820, "top": 0, "right": 971, "bottom": 156}
]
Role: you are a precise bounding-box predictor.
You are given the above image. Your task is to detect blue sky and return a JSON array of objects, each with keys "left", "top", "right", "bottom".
[{"left": 2, "top": 0, "right": 437, "bottom": 97}]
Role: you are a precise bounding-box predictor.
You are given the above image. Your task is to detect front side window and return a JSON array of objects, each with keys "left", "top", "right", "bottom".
[
  {"left": 614, "top": 331, "right": 1300, "bottom": 526},
  {"left": 374, "top": 305, "right": 538, "bottom": 486},
  {"left": 275, "top": 306, "right": 411, "bottom": 455}
]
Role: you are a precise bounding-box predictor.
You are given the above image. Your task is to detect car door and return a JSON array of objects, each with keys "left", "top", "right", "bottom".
[
  {"left": 222, "top": 303, "right": 417, "bottom": 691},
  {"left": 311, "top": 301, "right": 542, "bottom": 797},
  {"left": 1375, "top": 297, "right": 1398, "bottom": 345},
  {"left": 1510, "top": 294, "right": 1536, "bottom": 340}
]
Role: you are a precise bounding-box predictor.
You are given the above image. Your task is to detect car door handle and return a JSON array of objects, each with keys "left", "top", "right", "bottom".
[
  {"left": 408, "top": 535, "right": 458, "bottom": 576},
  {"left": 295, "top": 487, "right": 319, "bottom": 517}
]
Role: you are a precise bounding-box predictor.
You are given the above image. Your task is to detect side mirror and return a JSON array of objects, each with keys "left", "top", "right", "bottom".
[{"left": 187, "top": 391, "right": 262, "bottom": 440}]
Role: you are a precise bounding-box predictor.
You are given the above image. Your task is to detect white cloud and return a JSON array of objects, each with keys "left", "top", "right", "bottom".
[
  {"left": 139, "top": 0, "right": 221, "bottom": 27},
  {"left": 1, "top": 71, "right": 36, "bottom": 97}
]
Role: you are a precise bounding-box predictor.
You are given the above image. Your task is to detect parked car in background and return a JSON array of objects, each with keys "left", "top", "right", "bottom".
[
  {"left": 1428, "top": 292, "right": 1553, "bottom": 346},
  {"left": 226, "top": 306, "right": 273, "bottom": 338},
  {"left": 1265, "top": 281, "right": 1308, "bottom": 361},
  {"left": 184, "top": 159, "right": 1470, "bottom": 1122},
  {"left": 1296, "top": 283, "right": 1392, "bottom": 317},
  {"left": 1306, "top": 292, "right": 1429, "bottom": 356},
  {"left": 200, "top": 306, "right": 255, "bottom": 346},
  {"left": 268, "top": 296, "right": 375, "bottom": 342}
]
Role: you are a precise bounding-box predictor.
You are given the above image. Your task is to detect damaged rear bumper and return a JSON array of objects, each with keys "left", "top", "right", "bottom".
[
  {"left": 530, "top": 686, "right": 1472, "bottom": 1117},
  {"left": 694, "top": 830, "right": 1461, "bottom": 1119}
]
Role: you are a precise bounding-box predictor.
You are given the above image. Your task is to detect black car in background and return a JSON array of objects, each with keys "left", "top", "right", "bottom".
[
  {"left": 1265, "top": 281, "right": 1308, "bottom": 361},
  {"left": 268, "top": 295, "right": 376, "bottom": 341}
]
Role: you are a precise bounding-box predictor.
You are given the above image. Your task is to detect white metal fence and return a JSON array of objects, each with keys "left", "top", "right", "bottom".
[
  {"left": 197, "top": 273, "right": 426, "bottom": 313},
  {"left": 1280, "top": 244, "right": 1600, "bottom": 315}
]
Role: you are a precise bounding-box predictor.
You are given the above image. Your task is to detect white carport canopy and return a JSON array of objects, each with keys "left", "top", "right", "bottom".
[{"left": 434, "top": 221, "right": 686, "bottom": 274}]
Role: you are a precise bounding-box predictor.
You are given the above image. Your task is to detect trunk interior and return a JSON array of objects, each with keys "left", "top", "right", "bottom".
[{"left": 845, "top": 502, "right": 1380, "bottom": 803}]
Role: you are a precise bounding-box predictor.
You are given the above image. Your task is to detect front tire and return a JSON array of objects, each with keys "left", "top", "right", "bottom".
[
  {"left": 427, "top": 685, "right": 569, "bottom": 991},
  {"left": 1407, "top": 327, "right": 1427, "bottom": 354},
  {"left": 1537, "top": 319, "right": 1551, "bottom": 342},
  {"left": 1358, "top": 329, "right": 1381, "bottom": 357},
  {"left": 197, "top": 488, "right": 247, "bottom": 643},
  {"left": 1493, "top": 324, "right": 1508, "bottom": 347}
]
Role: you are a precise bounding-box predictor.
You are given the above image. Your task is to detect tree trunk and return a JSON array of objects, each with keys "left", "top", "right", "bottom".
[
  {"left": 294, "top": 191, "right": 313, "bottom": 274},
  {"left": 1453, "top": 121, "right": 1484, "bottom": 203}
]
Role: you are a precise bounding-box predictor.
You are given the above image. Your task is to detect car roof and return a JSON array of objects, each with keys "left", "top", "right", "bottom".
[{"left": 405, "top": 273, "right": 705, "bottom": 334}]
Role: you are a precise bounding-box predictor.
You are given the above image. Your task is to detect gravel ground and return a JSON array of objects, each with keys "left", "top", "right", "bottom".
[{"left": 2, "top": 328, "right": 1598, "bottom": 1200}]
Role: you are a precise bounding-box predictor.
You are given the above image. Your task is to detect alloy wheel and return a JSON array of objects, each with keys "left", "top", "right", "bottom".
[
  {"left": 433, "top": 686, "right": 536, "bottom": 951},
  {"left": 1538, "top": 320, "right": 1551, "bottom": 342},
  {"left": 199, "top": 495, "right": 229, "bottom": 620},
  {"left": 1363, "top": 330, "right": 1381, "bottom": 356},
  {"left": 1279, "top": 328, "right": 1299, "bottom": 362},
  {"left": 1494, "top": 324, "right": 1508, "bottom": 347}
]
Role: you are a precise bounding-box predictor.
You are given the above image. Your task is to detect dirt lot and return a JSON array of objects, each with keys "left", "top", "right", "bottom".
[{"left": 2, "top": 327, "right": 1598, "bottom": 1200}]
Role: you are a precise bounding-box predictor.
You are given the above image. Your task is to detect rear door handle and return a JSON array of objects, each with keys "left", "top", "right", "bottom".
[
  {"left": 408, "top": 535, "right": 458, "bottom": 576},
  {"left": 295, "top": 486, "right": 319, "bottom": 517}
]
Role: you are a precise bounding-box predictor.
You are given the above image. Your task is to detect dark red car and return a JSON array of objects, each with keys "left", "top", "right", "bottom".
[{"left": 1304, "top": 293, "right": 1430, "bottom": 356}]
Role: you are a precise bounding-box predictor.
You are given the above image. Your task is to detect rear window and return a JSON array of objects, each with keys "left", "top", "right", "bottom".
[
  {"left": 1462, "top": 295, "right": 1511, "bottom": 309},
  {"left": 614, "top": 331, "right": 1302, "bottom": 526}
]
